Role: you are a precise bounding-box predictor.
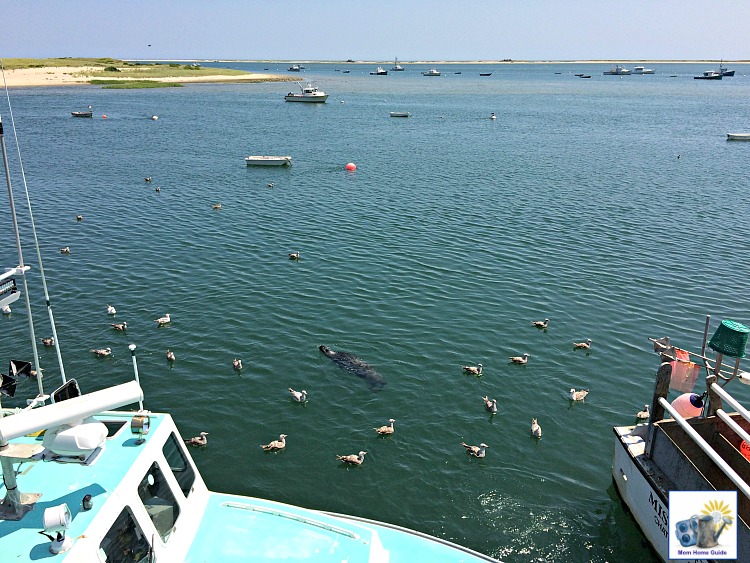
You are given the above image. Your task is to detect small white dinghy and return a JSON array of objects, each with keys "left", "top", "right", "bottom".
[{"left": 245, "top": 156, "right": 292, "bottom": 166}]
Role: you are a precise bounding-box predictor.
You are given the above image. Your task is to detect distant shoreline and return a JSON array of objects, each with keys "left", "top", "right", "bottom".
[{"left": 132, "top": 59, "right": 750, "bottom": 65}]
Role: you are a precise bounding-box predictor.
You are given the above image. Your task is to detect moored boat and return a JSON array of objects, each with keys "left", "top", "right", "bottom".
[
  {"left": 287, "top": 64, "right": 302, "bottom": 72},
  {"left": 391, "top": 57, "right": 404, "bottom": 71},
  {"left": 633, "top": 66, "right": 655, "bottom": 74},
  {"left": 694, "top": 70, "right": 723, "bottom": 80},
  {"left": 71, "top": 106, "right": 93, "bottom": 117},
  {"left": 370, "top": 67, "right": 388, "bottom": 75},
  {"left": 603, "top": 65, "right": 631, "bottom": 75},
  {"left": 422, "top": 68, "right": 441, "bottom": 76},
  {"left": 727, "top": 133, "right": 750, "bottom": 141},
  {"left": 612, "top": 316, "right": 750, "bottom": 561},
  {"left": 245, "top": 155, "right": 292, "bottom": 166},
  {"left": 720, "top": 61, "right": 735, "bottom": 77},
  {"left": 389, "top": 111, "right": 411, "bottom": 117},
  {"left": 284, "top": 82, "right": 328, "bottom": 103}
]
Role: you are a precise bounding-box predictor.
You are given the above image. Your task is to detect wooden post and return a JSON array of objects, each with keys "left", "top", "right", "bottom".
[{"left": 646, "top": 360, "right": 672, "bottom": 458}]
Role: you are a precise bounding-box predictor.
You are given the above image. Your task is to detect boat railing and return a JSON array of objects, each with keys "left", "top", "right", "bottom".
[{"left": 657, "top": 392, "right": 750, "bottom": 502}]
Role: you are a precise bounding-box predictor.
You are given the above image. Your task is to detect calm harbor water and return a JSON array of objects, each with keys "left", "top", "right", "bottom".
[{"left": 2, "top": 62, "right": 750, "bottom": 561}]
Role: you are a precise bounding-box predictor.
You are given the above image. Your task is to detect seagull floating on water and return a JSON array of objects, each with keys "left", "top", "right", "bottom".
[
  {"left": 266, "top": 182, "right": 275, "bottom": 188},
  {"left": 60, "top": 246, "right": 71, "bottom": 254},
  {"left": 75, "top": 215, "right": 83, "bottom": 221},
  {"left": 91, "top": 347, "right": 112, "bottom": 357},
  {"left": 573, "top": 339, "right": 592, "bottom": 350},
  {"left": 233, "top": 358, "right": 242, "bottom": 370},
  {"left": 636, "top": 404, "right": 650, "bottom": 420},
  {"left": 531, "top": 418, "right": 542, "bottom": 438},
  {"left": 509, "top": 353, "right": 531, "bottom": 365},
  {"left": 144, "top": 177, "right": 152, "bottom": 182},
  {"left": 288, "top": 252, "right": 300, "bottom": 260},
  {"left": 166, "top": 349, "right": 176, "bottom": 362},
  {"left": 569, "top": 388, "right": 589, "bottom": 401},
  {"left": 110, "top": 322, "right": 127, "bottom": 331},
  {"left": 288, "top": 388, "right": 308, "bottom": 402},
  {"left": 261, "top": 434, "right": 287, "bottom": 451},
  {"left": 336, "top": 451, "right": 367, "bottom": 465},
  {"left": 531, "top": 318, "right": 550, "bottom": 329},
  {"left": 462, "top": 363, "right": 482, "bottom": 375},
  {"left": 482, "top": 396, "right": 498, "bottom": 414},
  {"left": 185, "top": 432, "right": 208, "bottom": 447},
  {"left": 107, "top": 304, "right": 117, "bottom": 315},
  {"left": 374, "top": 419, "right": 395, "bottom": 435},
  {"left": 41, "top": 337, "right": 55, "bottom": 347},
  {"left": 155, "top": 186, "right": 161, "bottom": 192},
  {"left": 212, "top": 203, "right": 222, "bottom": 210},
  {"left": 461, "top": 442, "right": 488, "bottom": 458},
  {"left": 1, "top": 305, "right": 11, "bottom": 314},
  {"left": 155, "top": 313, "right": 171, "bottom": 326}
]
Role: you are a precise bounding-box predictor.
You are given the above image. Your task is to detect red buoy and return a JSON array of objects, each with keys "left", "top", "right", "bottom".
[{"left": 345, "top": 162, "right": 356, "bottom": 171}]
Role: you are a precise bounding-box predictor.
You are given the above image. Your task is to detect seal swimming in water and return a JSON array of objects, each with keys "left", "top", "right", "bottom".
[{"left": 319, "top": 345, "right": 386, "bottom": 391}]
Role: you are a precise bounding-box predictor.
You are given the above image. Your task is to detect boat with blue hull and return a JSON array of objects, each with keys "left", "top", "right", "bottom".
[{"left": 0, "top": 110, "right": 500, "bottom": 561}]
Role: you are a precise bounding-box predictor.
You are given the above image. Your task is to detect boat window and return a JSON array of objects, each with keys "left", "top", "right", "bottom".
[
  {"left": 162, "top": 432, "right": 196, "bottom": 497},
  {"left": 137, "top": 461, "right": 180, "bottom": 541},
  {"left": 98, "top": 506, "right": 151, "bottom": 562}
]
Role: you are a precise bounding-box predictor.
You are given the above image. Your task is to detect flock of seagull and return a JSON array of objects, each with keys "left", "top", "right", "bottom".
[
  {"left": 179, "top": 317, "right": 608, "bottom": 464},
  {"left": 451, "top": 317, "right": 601, "bottom": 456}
]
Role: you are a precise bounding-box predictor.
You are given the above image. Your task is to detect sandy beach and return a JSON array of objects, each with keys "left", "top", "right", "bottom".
[{"left": 2, "top": 66, "right": 293, "bottom": 88}]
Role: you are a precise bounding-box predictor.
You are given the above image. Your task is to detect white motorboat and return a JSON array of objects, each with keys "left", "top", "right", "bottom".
[
  {"left": 422, "top": 68, "right": 441, "bottom": 76},
  {"left": 370, "top": 67, "right": 388, "bottom": 75},
  {"left": 391, "top": 57, "right": 404, "bottom": 71},
  {"left": 287, "top": 64, "right": 302, "bottom": 72},
  {"left": 612, "top": 316, "right": 750, "bottom": 561},
  {"left": 389, "top": 111, "right": 411, "bottom": 117},
  {"left": 284, "top": 83, "right": 328, "bottom": 103},
  {"left": 727, "top": 133, "right": 750, "bottom": 141},
  {"left": 245, "top": 156, "right": 292, "bottom": 166},
  {"left": 603, "top": 65, "right": 631, "bottom": 76},
  {"left": 633, "top": 66, "right": 655, "bottom": 74}
]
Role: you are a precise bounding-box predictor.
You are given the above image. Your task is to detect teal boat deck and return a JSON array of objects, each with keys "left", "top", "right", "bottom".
[{"left": 0, "top": 410, "right": 166, "bottom": 560}]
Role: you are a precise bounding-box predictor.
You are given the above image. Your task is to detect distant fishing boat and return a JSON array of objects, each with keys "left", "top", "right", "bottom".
[
  {"left": 391, "top": 57, "right": 404, "bottom": 72},
  {"left": 603, "top": 65, "right": 631, "bottom": 76},
  {"left": 389, "top": 111, "right": 411, "bottom": 118},
  {"left": 719, "top": 60, "right": 735, "bottom": 76},
  {"left": 370, "top": 67, "right": 388, "bottom": 75},
  {"left": 694, "top": 70, "right": 722, "bottom": 80},
  {"left": 479, "top": 73, "right": 492, "bottom": 76},
  {"left": 284, "top": 83, "right": 328, "bottom": 103},
  {"left": 422, "top": 68, "right": 441, "bottom": 76}
]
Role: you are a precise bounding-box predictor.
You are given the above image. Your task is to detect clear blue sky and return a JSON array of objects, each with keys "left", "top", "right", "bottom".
[{"left": 2, "top": 1, "right": 748, "bottom": 61}]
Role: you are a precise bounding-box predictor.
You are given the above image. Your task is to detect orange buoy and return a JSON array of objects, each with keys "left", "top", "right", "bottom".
[
  {"left": 102, "top": 115, "right": 107, "bottom": 119},
  {"left": 671, "top": 393, "right": 703, "bottom": 418},
  {"left": 345, "top": 162, "right": 356, "bottom": 171}
]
